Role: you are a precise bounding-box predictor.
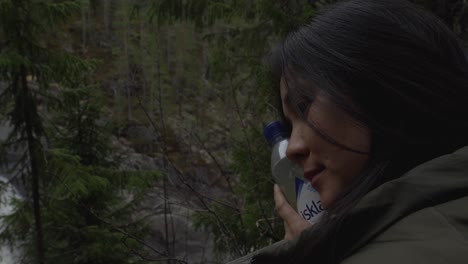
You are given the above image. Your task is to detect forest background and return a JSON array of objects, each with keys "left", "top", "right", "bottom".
[{"left": 0, "top": 0, "right": 467, "bottom": 264}]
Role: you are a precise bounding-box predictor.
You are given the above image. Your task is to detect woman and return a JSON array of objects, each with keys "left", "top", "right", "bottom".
[{"left": 229, "top": 0, "right": 468, "bottom": 263}]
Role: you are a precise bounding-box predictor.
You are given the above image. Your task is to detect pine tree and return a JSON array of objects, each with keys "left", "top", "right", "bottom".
[
  {"left": 40, "top": 85, "right": 160, "bottom": 264},
  {"left": 0, "top": 1, "right": 161, "bottom": 263},
  {"left": 0, "top": 1, "right": 86, "bottom": 262}
]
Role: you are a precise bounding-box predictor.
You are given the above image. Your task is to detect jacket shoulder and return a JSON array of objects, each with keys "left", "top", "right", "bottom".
[{"left": 342, "top": 196, "right": 468, "bottom": 264}]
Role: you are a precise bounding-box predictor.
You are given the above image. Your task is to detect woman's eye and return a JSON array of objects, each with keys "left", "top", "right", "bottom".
[
  {"left": 297, "top": 101, "right": 311, "bottom": 115},
  {"left": 281, "top": 118, "right": 293, "bottom": 136},
  {"left": 285, "top": 122, "right": 292, "bottom": 136}
]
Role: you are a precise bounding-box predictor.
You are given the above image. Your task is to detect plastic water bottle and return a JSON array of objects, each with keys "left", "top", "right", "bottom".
[{"left": 263, "top": 121, "right": 324, "bottom": 224}]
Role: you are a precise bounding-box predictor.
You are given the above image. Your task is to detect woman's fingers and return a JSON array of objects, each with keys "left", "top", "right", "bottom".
[
  {"left": 283, "top": 220, "right": 293, "bottom": 240},
  {"left": 273, "top": 184, "right": 294, "bottom": 240},
  {"left": 274, "top": 184, "right": 312, "bottom": 240},
  {"left": 274, "top": 184, "right": 297, "bottom": 221}
]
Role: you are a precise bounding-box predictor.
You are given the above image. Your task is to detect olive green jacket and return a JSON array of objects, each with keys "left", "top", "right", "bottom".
[{"left": 227, "top": 146, "right": 468, "bottom": 264}]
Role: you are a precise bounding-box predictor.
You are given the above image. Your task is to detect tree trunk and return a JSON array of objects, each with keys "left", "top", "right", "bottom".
[
  {"left": 81, "top": 1, "right": 88, "bottom": 54},
  {"left": 122, "top": 1, "right": 132, "bottom": 123},
  {"left": 102, "top": 0, "right": 110, "bottom": 41},
  {"left": 20, "top": 66, "right": 45, "bottom": 264}
]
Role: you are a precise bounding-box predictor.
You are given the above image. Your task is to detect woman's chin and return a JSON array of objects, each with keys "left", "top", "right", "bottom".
[
  {"left": 318, "top": 190, "right": 337, "bottom": 210},
  {"left": 319, "top": 193, "right": 330, "bottom": 209}
]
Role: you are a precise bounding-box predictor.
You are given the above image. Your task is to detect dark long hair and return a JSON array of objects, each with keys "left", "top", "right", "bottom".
[{"left": 269, "top": 0, "right": 468, "bottom": 262}]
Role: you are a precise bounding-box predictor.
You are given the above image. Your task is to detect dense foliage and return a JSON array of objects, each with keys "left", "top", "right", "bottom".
[{"left": 0, "top": 1, "right": 159, "bottom": 263}]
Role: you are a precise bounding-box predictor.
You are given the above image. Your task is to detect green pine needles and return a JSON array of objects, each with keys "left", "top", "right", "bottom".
[{"left": 0, "top": 1, "right": 160, "bottom": 263}]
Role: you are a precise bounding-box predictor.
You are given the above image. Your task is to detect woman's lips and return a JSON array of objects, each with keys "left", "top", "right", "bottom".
[{"left": 304, "top": 167, "right": 325, "bottom": 188}]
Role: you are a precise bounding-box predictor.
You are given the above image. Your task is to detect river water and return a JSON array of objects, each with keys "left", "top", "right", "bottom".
[{"left": 0, "top": 175, "right": 21, "bottom": 264}]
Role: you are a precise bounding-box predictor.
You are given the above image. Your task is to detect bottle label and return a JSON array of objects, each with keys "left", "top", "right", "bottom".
[{"left": 296, "top": 178, "right": 324, "bottom": 224}]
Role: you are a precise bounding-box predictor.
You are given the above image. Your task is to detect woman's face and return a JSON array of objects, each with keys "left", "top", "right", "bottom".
[{"left": 280, "top": 77, "right": 371, "bottom": 208}]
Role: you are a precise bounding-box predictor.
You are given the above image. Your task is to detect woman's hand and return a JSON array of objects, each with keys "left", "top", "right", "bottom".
[{"left": 274, "top": 184, "right": 312, "bottom": 240}]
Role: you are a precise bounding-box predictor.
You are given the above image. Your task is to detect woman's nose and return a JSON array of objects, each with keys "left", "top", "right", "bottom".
[{"left": 286, "top": 126, "right": 309, "bottom": 165}]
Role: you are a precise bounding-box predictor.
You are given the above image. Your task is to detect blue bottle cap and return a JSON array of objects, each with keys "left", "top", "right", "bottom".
[{"left": 263, "top": 121, "right": 288, "bottom": 146}]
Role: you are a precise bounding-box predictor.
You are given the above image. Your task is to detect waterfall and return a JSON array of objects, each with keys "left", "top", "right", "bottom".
[{"left": 0, "top": 175, "right": 21, "bottom": 264}]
